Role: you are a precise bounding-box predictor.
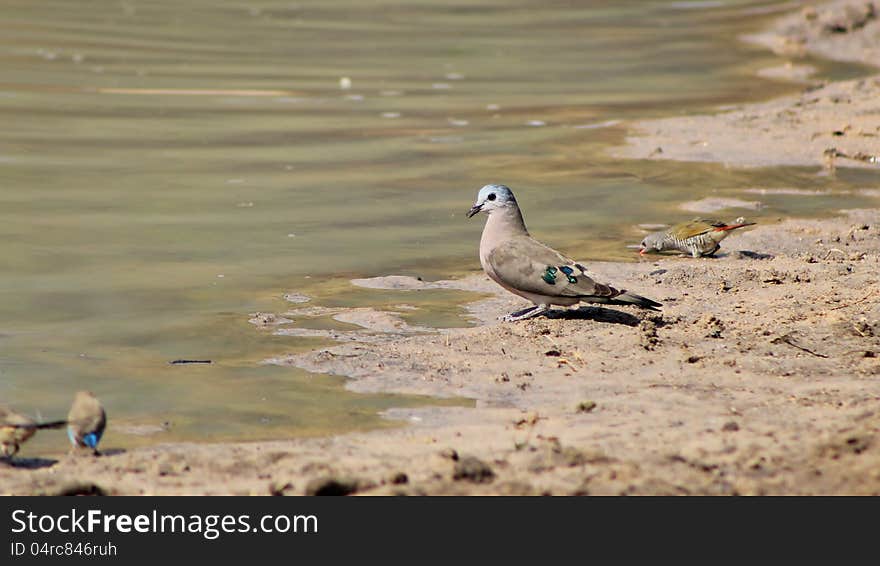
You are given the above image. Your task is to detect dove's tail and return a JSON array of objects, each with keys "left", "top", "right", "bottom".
[{"left": 609, "top": 291, "right": 663, "bottom": 311}]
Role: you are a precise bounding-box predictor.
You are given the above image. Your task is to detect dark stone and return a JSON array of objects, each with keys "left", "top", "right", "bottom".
[
  {"left": 389, "top": 472, "right": 409, "bottom": 485},
  {"left": 576, "top": 401, "right": 597, "bottom": 413},
  {"left": 305, "top": 476, "right": 360, "bottom": 496},
  {"left": 453, "top": 456, "right": 495, "bottom": 484},
  {"left": 54, "top": 482, "right": 107, "bottom": 496}
]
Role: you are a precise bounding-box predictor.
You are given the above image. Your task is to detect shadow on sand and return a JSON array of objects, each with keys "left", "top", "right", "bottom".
[
  {"left": 1, "top": 456, "right": 58, "bottom": 470},
  {"left": 544, "top": 305, "right": 642, "bottom": 327}
]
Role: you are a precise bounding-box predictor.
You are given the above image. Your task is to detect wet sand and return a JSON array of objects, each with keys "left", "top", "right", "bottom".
[{"left": 3, "top": 0, "right": 880, "bottom": 495}]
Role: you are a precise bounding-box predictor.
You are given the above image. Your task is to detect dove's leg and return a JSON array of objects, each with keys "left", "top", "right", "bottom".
[
  {"left": 498, "top": 306, "right": 535, "bottom": 321},
  {"left": 500, "top": 304, "right": 549, "bottom": 322}
]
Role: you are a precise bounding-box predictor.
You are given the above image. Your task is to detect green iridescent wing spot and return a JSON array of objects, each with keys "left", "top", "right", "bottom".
[
  {"left": 567, "top": 275, "right": 577, "bottom": 284},
  {"left": 542, "top": 266, "right": 557, "bottom": 285}
]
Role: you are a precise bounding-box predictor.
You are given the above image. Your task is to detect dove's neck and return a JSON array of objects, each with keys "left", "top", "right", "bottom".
[{"left": 481, "top": 205, "right": 528, "bottom": 251}]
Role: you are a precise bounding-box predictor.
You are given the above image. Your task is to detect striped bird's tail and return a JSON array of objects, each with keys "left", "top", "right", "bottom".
[
  {"left": 7, "top": 419, "right": 67, "bottom": 430},
  {"left": 713, "top": 221, "right": 756, "bottom": 232}
]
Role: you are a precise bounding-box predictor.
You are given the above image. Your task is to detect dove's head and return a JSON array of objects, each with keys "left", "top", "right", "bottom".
[{"left": 466, "top": 184, "right": 517, "bottom": 218}]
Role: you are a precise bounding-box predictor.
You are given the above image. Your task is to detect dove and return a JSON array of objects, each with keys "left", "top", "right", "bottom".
[
  {"left": 0, "top": 406, "right": 66, "bottom": 459},
  {"left": 67, "top": 391, "right": 106, "bottom": 454},
  {"left": 639, "top": 218, "right": 756, "bottom": 258},
  {"left": 467, "top": 184, "right": 662, "bottom": 321}
]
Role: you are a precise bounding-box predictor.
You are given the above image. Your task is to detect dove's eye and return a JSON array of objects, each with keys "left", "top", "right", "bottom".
[{"left": 487, "top": 193, "right": 496, "bottom": 201}]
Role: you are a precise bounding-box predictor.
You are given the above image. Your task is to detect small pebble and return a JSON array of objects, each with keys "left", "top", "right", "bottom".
[{"left": 576, "top": 401, "right": 597, "bottom": 413}]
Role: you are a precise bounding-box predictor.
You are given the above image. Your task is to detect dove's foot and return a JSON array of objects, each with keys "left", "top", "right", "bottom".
[{"left": 499, "top": 305, "right": 549, "bottom": 322}]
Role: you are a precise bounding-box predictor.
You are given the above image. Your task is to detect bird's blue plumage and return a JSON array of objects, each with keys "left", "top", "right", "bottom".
[{"left": 68, "top": 427, "right": 103, "bottom": 449}]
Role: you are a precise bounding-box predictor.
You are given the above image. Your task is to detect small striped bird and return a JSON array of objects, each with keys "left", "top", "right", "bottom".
[
  {"left": 67, "top": 391, "right": 106, "bottom": 454},
  {"left": 638, "top": 218, "right": 756, "bottom": 258},
  {"left": 0, "top": 406, "right": 66, "bottom": 458}
]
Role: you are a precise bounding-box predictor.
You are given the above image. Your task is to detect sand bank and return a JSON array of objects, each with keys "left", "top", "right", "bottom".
[
  {"left": 614, "top": 0, "right": 880, "bottom": 169},
  {"left": 4, "top": 207, "right": 878, "bottom": 495}
]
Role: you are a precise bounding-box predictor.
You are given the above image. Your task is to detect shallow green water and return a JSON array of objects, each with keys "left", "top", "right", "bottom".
[{"left": 2, "top": 0, "right": 879, "bottom": 455}]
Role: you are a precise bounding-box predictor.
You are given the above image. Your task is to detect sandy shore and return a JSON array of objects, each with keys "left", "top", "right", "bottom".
[
  {"left": 4, "top": 209, "right": 879, "bottom": 495},
  {"left": 3, "top": 0, "right": 880, "bottom": 495},
  {"left": 614, "top": 0, "right": 880, "bottom": 169}
]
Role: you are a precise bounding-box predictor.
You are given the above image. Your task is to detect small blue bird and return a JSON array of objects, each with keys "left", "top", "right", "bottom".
[{"left": 67, "top": 391, "right": 106, "bottom": 454}]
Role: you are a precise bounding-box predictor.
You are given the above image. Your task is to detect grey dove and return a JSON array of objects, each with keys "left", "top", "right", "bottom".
[
  {"left": 1, "top": 406, "right": 66, "bottom": 459},
  {"left": 67, "top": 391, "right": 106, "bottom": 454},
  {"left": 467, "top": 184, "right": 661, "bottom": 321}
]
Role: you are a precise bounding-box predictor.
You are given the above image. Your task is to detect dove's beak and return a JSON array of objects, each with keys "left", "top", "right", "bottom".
[{"left": 466, "top": 203, "right": 482, "bottom": 218}]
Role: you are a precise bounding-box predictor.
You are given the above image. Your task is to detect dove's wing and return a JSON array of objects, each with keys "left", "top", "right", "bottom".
[{"left": 486, "top": 235, "right": 621, "bottom": 300}]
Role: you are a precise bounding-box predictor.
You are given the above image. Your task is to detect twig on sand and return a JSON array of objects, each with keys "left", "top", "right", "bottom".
[
  {"left": 828, "top": 290, "right": 878, "bottom": 311},
  {"left": 770, "top": 333, "right": 829, "bottom": 358}
]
